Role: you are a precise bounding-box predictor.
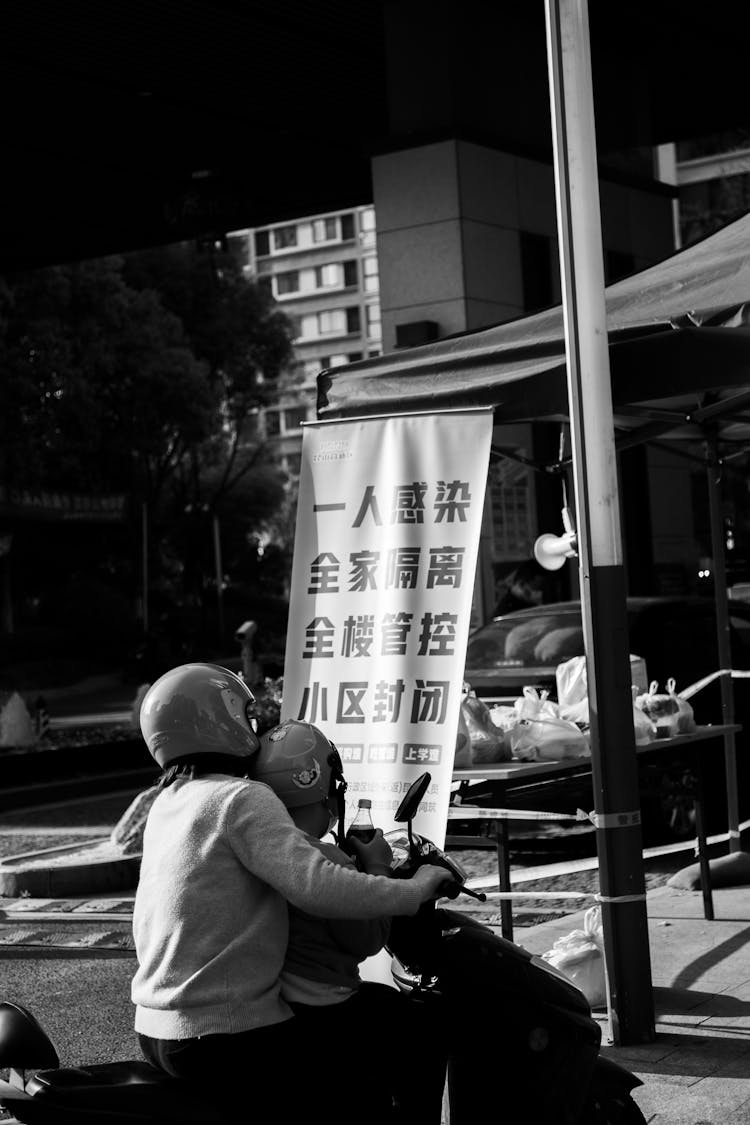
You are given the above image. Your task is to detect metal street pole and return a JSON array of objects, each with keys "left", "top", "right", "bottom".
[{"left": 543, "top": 0, "right": 655, "bottom": 1044}]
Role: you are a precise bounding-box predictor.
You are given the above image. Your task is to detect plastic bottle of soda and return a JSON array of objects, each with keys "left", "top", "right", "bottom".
[{"left": 346, "top": 799, "right": 376, "bottom": 845}]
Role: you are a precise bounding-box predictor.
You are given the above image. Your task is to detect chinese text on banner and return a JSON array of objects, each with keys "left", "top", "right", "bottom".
[{"left": 281, "top": 409, "right": 493, "bottom": 845}]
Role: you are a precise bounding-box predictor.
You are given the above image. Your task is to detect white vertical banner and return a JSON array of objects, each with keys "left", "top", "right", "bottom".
[{"left": 281, "top": 408, "right": 493, "bottom": 846}]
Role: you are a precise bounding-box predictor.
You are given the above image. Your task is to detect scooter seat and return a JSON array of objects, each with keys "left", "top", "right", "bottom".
[{"left": 27, "top": 1061, "right": 226, "bottom": 1123}]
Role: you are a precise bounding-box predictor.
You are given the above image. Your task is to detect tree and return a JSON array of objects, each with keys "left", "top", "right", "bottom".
[
  {"left": 0, "top": 244, "right": 296, "bottom": 646},
  {"left": 122, "top": 241, "right": 296, "bottom": 614},
  {"left": 123, "top": 241, "right": 294, "bottom": 506},
  {"left": 0, "top": 256, "right": 213, "bottom": 499}
]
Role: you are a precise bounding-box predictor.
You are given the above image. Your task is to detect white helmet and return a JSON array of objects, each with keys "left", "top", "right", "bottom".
[{"left": 140, "top": 663, "right": 260, "bottom": 768}]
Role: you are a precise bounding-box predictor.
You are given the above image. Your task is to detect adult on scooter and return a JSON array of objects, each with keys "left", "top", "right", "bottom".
[
  {"left": 131, "top": 664, "right": 449, "bottom": 1122},
  {"left": 252, "top": 718, "right": 448, "bottom": 1124}
]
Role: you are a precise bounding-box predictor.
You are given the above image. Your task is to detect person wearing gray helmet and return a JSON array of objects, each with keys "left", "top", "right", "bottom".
[{"left": 130, "top": 663, "right": 449, "bottom": 1119}]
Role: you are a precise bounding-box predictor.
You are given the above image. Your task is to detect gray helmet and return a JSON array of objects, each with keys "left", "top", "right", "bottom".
[
  {"left": 253, "top": 720, "right": 346, "bottom": 809},
  {"left": 140, "top": 663, "right": 260, "bottom": 768}
]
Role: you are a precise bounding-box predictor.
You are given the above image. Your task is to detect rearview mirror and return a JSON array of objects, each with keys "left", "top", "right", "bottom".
[{"left": 394, "top": 772, "right": 431, "bottom": 824}]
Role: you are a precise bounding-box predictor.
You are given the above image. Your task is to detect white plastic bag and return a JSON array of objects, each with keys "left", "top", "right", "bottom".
[
  {"left": 556, "top": 653, "right": 649, "bottom": 708},
  {"left": 489, "top": 704, "right": 518, "bottom": 733},
  {"left": 514, "top": 686, "right": 560, "bottom": 721},
  {"left": 453, "top": 700, "right": 472, "bottom": 768},
  {"left": 461, "top": 685, "right": 512, "bottom": 764},
  {"left": 634, "top": 679, "right": 696, "bottom": 737},
  {"left": 541, "top": 905, "right": 607, "bottom": 1007},
  {"left": 509, "top": 715, "right": 590, "bottom": 761},
  {"left": 556, "top": 655, "right": 589, "bottom": 708},
  {"left": 631, "top": 685, "right": 657, "bottom": 744}
]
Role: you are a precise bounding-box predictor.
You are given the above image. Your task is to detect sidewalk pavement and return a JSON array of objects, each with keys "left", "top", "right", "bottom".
[{"left": 519, "top": 881, "right": 750, "bottom": 1124}]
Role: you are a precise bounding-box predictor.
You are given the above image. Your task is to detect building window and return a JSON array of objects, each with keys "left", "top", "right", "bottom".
[
  {"left": 313, "top": 217, "right": 338, "bottom": 242},
  {"left": 489, "top": 455, "right": 536, "bottom": 561},
  {"left": 284, "top": 406, "right": 308, "bottom": 430},
  {"left": 276, "top": 270, "right": 300, "bottom": 295},
  {"left": 265, "top": 411, "right": 281, "bottom": 437},
  {"left": 679, "top": 173, "right": 750, "bottom": 247},
  {"left": 315, "top": 263, "right": 341, "bottom": 288},
  {"left": 299, "top": 307, "right": 361, "bottom": 339},
  {"left": 362, "top": 256, "right": 378, "bottom": 292},
  {"left": 273, "top": 225, "right": 297, "bottom": 251},
  {"left": 343, "top": 260, "right": 358, "bottom": 287},
  {"left": 340, "top": 213, "right": 355, "bottom": 241},
  {"left": 365, "top": 304, "right": 381, "bottom": 340},
  {"left": 287, "top": 314, "right": 302, "bottom": 339},
  {"left": 255, "top": 230, "right": 270, "bottom": 256},
  {"left": 257, "top": 276, "right": 273, "bottom": 297},
  {"left": 320, "top": 309, "right": 348, "bottom": 335},
  {"left": 360, "top": 208, "right": 376, "bottom": 233}
]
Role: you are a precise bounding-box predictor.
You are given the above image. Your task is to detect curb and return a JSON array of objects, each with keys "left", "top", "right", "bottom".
[{"left": 0, "top": 841, "right": 141, "bottom": 898}]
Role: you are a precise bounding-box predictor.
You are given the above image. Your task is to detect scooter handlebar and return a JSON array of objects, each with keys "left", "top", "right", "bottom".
[{"left": 395, "top": 854, "right": 487, "bottom": 903}]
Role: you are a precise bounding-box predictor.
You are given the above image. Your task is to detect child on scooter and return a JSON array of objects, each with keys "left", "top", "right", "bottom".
[
  {"left": 251, "top": 718, "right": 447, "bottom": 1124},
  {"left": 132, "top": 665, "right": 449, "bottom": 1123}
]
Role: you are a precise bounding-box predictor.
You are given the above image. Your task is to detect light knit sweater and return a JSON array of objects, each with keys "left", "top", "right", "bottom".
[{"left": 131, "top": 775, "right": 423, "bottom": 1039}]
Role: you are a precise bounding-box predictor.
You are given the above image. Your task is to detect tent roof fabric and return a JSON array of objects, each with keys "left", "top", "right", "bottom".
[{"left": 317, "top": 213, "right": 750, "bottom": 428}]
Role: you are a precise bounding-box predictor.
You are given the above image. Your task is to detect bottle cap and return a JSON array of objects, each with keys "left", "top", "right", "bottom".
[{"left": 358, "top": 799, "right": 372, "bottom": 809}]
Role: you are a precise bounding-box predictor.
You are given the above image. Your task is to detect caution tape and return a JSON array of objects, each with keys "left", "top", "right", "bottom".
[
  {"left": 678, "top": 667, "right": 750, "bottom": 700},
  {"left": 472, "top": 890, "right": 596, "bottom": 900},
  {"left": 594, "top": 893, "right": 647, "bottom": 905},
  {"left": 447, "top": 804, "right": 589, "bottom": 822},
  {"left": 587, "top": 809, "right": 641, "bottom": 829},
  {"left": 448, "top": 804, "right": 644, "bottom": 828}
]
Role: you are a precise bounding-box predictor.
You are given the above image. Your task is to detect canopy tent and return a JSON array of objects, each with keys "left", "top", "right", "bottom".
[{"left": 317, "top": 211, "right": 750, "bottom": 448}]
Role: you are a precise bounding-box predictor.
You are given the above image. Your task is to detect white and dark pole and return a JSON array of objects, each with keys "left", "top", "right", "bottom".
[{"left": 544, "top": 0, "right": 655, "bottom": 1044}]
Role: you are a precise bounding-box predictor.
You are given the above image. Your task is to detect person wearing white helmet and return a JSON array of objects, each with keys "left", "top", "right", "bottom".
[
  {"left": 130, "top": 663, "right": 449, "bottom": 1120},
  {"left": 252, "top": 718, "right": 448, "bottom": 1124}
]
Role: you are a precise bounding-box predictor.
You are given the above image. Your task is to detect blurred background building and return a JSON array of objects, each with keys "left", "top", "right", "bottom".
[{"left": 228, "top": 206, "right": 381, "bottom": 482}]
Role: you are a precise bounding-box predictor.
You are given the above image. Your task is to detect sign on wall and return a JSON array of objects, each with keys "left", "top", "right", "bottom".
[{"left": 281, "top": 408, "right": 493, "bottom": 845}]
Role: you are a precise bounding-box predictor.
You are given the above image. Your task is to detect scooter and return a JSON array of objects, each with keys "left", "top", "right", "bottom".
[
  {"left": 0, "top": 774, "right": 644, "bottom": 1125},
  {"left": 383, "top": 771, "right": 646, "bottom": 1125}
]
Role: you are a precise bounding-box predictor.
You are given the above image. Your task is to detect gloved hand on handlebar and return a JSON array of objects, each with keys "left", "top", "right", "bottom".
[
  {"left": 348, "top": 828, "right": 393, "bottom": 875},
  {"left": 411, "top": 864, "right": 457, "bottom": 902}
]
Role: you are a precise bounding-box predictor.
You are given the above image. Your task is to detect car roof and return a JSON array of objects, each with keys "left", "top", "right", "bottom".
[{"left": 490, "top": 595, "right": 750, "bottom": 622}]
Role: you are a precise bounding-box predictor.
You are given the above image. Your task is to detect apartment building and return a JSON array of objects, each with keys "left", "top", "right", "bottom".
[{"left": 229, "top": 205, "right": 381, "bottom": 479}]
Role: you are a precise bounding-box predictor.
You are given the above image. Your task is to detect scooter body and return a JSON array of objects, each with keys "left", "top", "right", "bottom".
[
  {"left": 387, "top": 904, "right": 642, "bottom": 1124},
  {"left": 0, "top": 1001, "right": 225, "bottom": 1125},
  {"left": 382, "top": 772, "right": 645, "bottom": 1125}
]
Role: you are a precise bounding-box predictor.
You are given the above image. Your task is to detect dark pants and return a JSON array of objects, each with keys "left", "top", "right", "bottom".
[
  {"left": 138, "top": 1018, "right": 322, "bottom": 1122},
  {"left": 290, "top": 982, "right": 447, "bottom": 1125}
]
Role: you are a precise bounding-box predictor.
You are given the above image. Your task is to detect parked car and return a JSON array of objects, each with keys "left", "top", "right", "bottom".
[{"left": 462, "top": 596, "right": 750, "bottom": 842}]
